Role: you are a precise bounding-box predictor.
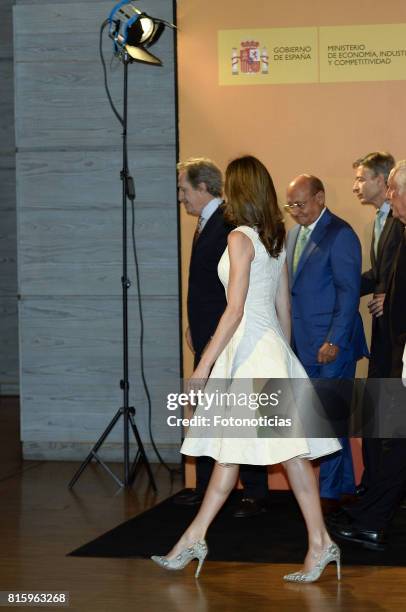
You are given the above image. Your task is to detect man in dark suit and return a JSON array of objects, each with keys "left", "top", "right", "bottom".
[
  {"left": 327, "top": 161, "right": 406, "bottom": 549},
  {"left": 352, "top": 152, "right": 404, "bottom": 494},
  {"left": 174, "top": 158, "right": 269, "bottom": 517},
  {"left": 385, "top": 162, "right": 406, "bottom": 378},
  {"left": 286, "top": 174, "right": 368, "bottom": 502}
]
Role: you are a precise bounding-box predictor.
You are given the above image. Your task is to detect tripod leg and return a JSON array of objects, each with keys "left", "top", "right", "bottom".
[
  {"left": 68, "top": 408, "right": 123, "bottom": 489},
  {"left": 129, "top": 449, "right": 141, "bottom": 484},
  {"left": 128, "top": 413, "right": 157, "bottom": 491}
]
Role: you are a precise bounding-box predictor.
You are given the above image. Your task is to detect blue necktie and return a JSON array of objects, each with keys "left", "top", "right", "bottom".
[{"left": 374, "top": 209, "right": 386, "bottom": 257}]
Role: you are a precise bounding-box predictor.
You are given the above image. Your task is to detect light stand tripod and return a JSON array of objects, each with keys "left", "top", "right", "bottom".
[{"left": 69, "top": 52, "right": 157, "bottom": 490}]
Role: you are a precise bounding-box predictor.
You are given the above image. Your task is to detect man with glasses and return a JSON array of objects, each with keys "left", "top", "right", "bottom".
[{"left": 285, "top": 174, "right": 368, "bottom": 507}]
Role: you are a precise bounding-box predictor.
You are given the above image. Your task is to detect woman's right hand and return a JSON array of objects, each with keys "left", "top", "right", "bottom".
[
  {"left": 185, "top": 326, "right": 194, "bottom": 352},
  {"left": 185, "top": 362, "right": 210, "bottom": 399}
]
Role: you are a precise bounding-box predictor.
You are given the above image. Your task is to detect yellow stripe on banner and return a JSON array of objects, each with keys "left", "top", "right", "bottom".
[{"left": 219, "top": 24, "right": 406, "bottom": 86}]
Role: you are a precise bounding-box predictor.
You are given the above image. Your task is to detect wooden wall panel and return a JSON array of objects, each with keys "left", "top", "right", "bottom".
[
  {"left": 18, "top": 203, "right": 178, "bottom": 296},
  {"left": 0, "top": 298, "right": 19, "bottom": 394},
  {"left": 0, "top": 1, "right": 18, "bottom": 394},
  {"left": 0, "top": 199, "right": 17, "bottom": 295},
  {"left": 0, "top": 158, "right": 17, "bottom": 296},
  {"left": 14, "top": 2, "right": 175, "bottom": 151},
  {"left": 19, "top": 297, "right": 180, "bottom": 453},
  {"left": 16, "top": 150, "right": 175, "bottom": 210},
  {"left": 0, "top": 62, "right": 14, "bottom": 152},
  {"left": 15, "top": 1, "right": 180, "bottom": 460},
  {"left": 0, "top": 1, "right": 13, "bottom": 59},
  {"left": 14, "top": 60, "right": 175, "bottom": 150}
]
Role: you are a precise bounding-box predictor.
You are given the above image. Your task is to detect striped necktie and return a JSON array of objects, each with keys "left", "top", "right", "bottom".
[
  {"left": 293, "top": 226, "right": 311, "bottom": 274},
  {"left": 193, "top": 215, "right": 203, "bottom": 246}
]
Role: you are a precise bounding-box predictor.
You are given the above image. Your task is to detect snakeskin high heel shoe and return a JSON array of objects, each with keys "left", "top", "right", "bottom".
[
  {"left": 151, "top": 540, "right": 208, "bottom": 578},
  {"left": 283, "top": 542, "right": 341, "bottom": 583}
]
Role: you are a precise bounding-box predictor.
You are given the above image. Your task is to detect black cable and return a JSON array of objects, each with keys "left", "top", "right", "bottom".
[
  {"left": 129, "top": 197, "right": 181, "bottom": 477},
  {"left": 99, "top": 20, "right": 123, "bottom": 126}
]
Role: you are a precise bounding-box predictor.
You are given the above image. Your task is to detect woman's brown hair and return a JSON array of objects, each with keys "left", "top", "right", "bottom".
[{"left": 224, "top": 155, "right": 285, "bottom": 258}]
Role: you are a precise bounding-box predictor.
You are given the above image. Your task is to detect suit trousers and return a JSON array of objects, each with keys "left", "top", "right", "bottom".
[
  {"left": 360, "top": 439, "right": 383, "bottom": 491},
  {"left": 347, "top": 439, "right": 406, "bottom": 530},
  {"left": 360, "top": 316, "right": 393, "bottom": 491},
  {"left": 305, "top": 354, "right": 357, "bottom": 499}
]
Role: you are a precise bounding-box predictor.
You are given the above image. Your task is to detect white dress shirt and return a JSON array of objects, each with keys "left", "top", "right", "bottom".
[
  {"left": 199, "top": 197, "right": 223, "bottom": 232},
  {"left": 306, "top": 206, "right": 327, "bottom": 235}
]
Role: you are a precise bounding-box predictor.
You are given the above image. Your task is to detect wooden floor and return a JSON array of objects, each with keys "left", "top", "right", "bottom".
[{"left": 1, "top": 398, "right": 406, "bottom": 611}]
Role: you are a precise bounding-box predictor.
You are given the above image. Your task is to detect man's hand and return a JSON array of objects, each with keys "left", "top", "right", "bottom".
[
  {"left": 317, "top": 342, "right": 339, "bottom": 364},
  {"left": 185, "top": 326, "right": 194, "bottom": 352},
  {"left": 368, "top": 293, "right": 385, "bottom": 318}
]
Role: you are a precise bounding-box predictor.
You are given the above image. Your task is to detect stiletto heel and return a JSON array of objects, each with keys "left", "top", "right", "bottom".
[
  {"left": 283, "top": 542, "right": 341, "bottom": 583},
  {"left": 195, "top": 555, "right": 205, "bottom": 578},
  {"left": 336, "top": 556, "right": 341, "bottom": 581},
  {"left": 151, "top": 540, "right": 208, "bottom": 578}
]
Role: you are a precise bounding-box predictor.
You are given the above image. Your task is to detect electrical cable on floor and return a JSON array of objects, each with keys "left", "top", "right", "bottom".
[{"left": 130, "top": 198, "right": 181, "bottom": 477}]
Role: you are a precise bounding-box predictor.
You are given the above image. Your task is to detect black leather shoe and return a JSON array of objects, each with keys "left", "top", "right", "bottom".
[
  {"left": 173, "top": 489, "right": 204, "bottom": 506},
  {"left": 326, "top": 511, "right": 386, "bottom": 551},
  {"left": 232, "top": 497, "right": 267, "bottom": 518}
]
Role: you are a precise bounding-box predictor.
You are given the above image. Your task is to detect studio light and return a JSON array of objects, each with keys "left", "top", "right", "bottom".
[{"left": 108, "top": 1, "right": 170, "bottom": 65}]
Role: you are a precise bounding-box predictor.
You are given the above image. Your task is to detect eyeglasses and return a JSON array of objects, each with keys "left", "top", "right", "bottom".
[
  {"left": 284, "top": 194, "right": 316, "bottom": 211},
  {"left": 284, "top": 201, "right": 306, "bottom": 210}
]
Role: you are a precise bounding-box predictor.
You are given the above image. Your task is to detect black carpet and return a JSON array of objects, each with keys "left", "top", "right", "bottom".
[{"left": 69, "top": 490, "right": 406, "bottom": 566}]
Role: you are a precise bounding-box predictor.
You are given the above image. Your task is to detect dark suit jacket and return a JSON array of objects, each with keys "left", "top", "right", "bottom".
[
  {"left": 187, "top": 205, "right": 233, "bottom": 366},
  {"left": 361, "top": 211, "right": 404, "bottom": 377},
  {"left": 286, "top": 208, "right": 368, "bottom": 368},
  {"left": 385, "top": 228, "right": 406, "bottom": 377},
  {"left": 361, "top": 210, "right": 404, "bottom": 295},
  {"left": 348, "top": 230, "right": 406, "bottom": 531}
]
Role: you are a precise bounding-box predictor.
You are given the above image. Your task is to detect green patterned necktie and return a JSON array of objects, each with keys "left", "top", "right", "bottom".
[{"left": 293, "top": 226, "right": 311, "bottom": 274}]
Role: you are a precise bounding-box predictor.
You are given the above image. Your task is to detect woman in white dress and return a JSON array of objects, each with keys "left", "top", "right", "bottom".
[{"left": 152, "top": 156, "right": 341, "bottom": 582}]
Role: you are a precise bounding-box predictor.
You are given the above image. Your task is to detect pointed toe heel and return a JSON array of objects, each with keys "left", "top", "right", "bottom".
[
  {"left": 151, "top": 540, "right": 208, "bottom": 578},
  {"left": 283, "top": 542, "right": 341, "bottom": 583}
]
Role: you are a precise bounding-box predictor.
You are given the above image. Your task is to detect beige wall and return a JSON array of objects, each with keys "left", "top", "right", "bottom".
[{"left": 177, "top": 1, "right": 406, "bottom": 486}]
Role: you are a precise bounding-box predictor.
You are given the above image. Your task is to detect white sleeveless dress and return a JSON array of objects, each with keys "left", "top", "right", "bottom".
[{"left": 181, "top": 226, "right": 341, "bottom": 465}]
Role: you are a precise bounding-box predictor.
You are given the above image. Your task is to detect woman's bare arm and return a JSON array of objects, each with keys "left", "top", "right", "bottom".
[{"left": 275, "top": 261, "right": 291, "bottom": 343}]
